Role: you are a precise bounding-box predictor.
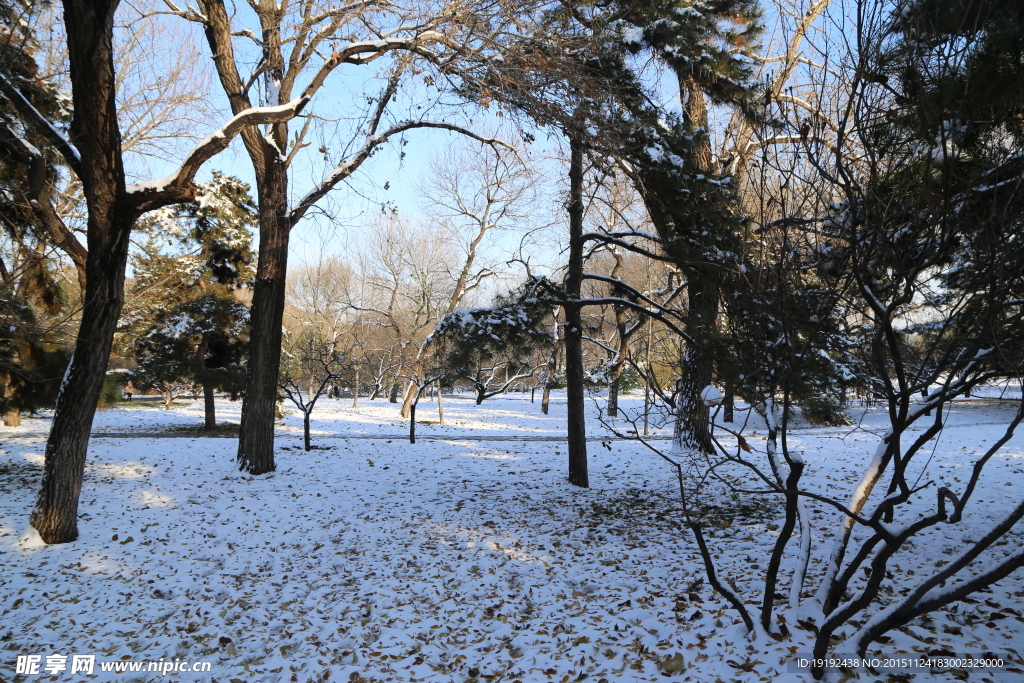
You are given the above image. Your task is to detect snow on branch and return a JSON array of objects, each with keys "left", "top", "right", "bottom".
[
  {"left": 0, "top": 120, "right": 87, "bottom": 276},
  {"left": 580, "top": 232, "right": 674, "bottom": 262},
  {"left": 0, "top": 73, "right": 83, "bottom": 179},
  {"left": 126, "top": 97, "right": 310, "bottom": 210}
]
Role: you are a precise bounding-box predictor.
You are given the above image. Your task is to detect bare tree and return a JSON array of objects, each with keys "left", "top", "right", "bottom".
[
  {"left": 397, "top": 137, "right": 534, "bottom": 417},
  {"left": 279, "top": 332, "right": 346, "bottom": 451},
  {"left": 1, "top": 0, "right": 308, "bottom": 543},
  {"left": 171, "top": 0, "right": 506, "bottom": 474}
]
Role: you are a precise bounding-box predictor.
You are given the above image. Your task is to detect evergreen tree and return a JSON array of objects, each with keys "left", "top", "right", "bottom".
[
  {"left": 433, "top": 284, "right": 555, "bottom": 405},
  {"left": 121, "top": 173, "right": 256, "bottom": 426},
  {"left": 452, "top": 0, "right": 763, "bottom": 452},
  {"left": 0, "top": 0, "right": 77, "bottom": 425}
]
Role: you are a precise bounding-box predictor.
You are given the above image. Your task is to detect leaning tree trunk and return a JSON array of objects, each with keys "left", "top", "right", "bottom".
[
  {"left": 674, "top": 272, "right": 719, "bottom": 453},
  {"left": 565, "top": 134, "right": 588, "bottom": 488},
  {"left": 31, "top": 0, "right": 137, "bottom": 544},
  {"left": 31, "top": 252, "right": 131, "bottom": 543},
  {"left": 236, "top": 163, "right": 290, "bottom": 474}
]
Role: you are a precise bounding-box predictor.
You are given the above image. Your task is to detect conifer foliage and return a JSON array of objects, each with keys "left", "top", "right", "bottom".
[{"left": 122, "top": 174, "right": 255, "bottom": 425}]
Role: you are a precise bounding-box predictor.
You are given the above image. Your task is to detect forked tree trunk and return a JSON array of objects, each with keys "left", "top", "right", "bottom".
[
  {"left": 565, "top": 134, "right": 588, "bottom": 488},
  {"left": 236, "top": 164, "right": 290, "bottom": 475},
  {"left": 204, "top": 384, "right": 216, "bottom": 428},
  {"left": 31, "top": 0, "right": 138, "bottom": 544}
]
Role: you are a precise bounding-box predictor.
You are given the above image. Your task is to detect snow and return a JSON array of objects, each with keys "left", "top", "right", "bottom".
[
  {"left": 700, "top": 385, "right": 723, "bottom": 406},
  {"left": 1, "top": 393, "right": 1023, "bottom": 682}
]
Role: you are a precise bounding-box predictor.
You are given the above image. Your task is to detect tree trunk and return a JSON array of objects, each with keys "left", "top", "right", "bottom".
[
  {"left": 29, "top": 0, "right": 137, "bottom": 545},
  {"left": 31, "top": 268, "right": 130, "bottom": 543},
  {"left": 303, "top": 411, "right": 311, "bottom": 451},
  {"left": 204, "top": 384, "right": 216, "bottom": 428},
  {"left": 4, "top": 409, "right": 20, "bottom": 427},
  {"left": 400, "top": 380, "right": 416, "bottom": 418},
  {"left": 723, "top": 380, "right": 734, "bottom": 423},
  {"left": 409, "top": 401, "right": 416, "bottom": 444},
  {"left": 389, "top": 379, "right": 401, "bottom": 403},
  {"left": 607, "top": 376, "right": 619, "bottom": 419},
  {"left": 643, "top": 375, "right": 650, "bottom": 436},
  {"left": 565, "top": 134, "right": 588, "bottom": 488},
  {"left": 236, "top": 164, "right": 290, "bottom": 475},
  {"left": 437, "top": 387, "right": 444, "bottom": 424},
  {"left": 352, "top": 366, "right": 360, "bottom": 408},
  {"left": 674, "top": 272, "right": 718, "bottom": 453},
  {"left": 531, "top": 386, "right": 535, "bottom": 403}
]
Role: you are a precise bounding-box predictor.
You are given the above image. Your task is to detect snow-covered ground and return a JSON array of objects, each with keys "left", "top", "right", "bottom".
[{"left": 1, "top": 392, "right": 1022, "bottom": 682}]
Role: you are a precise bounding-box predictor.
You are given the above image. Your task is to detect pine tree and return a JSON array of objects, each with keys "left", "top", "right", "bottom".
[
  {"left": 0, "top": 0, "right": 77, "bottom": 426},
  {"left": 452, "top": 0, "right": 763, "bottom": 452},
  {"left": 121, "top": 173, "right": 256, "bottom": 426}
]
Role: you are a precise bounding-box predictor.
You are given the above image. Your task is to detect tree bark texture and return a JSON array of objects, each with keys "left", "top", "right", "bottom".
[
  {"left": 674, "top": 272, "right": 719, "bottom": 453},
  {"left": 607, "top": 377, "right": 619, "bottom": 419},
  {"left": 409, "top": 402, "right": 416, "bottom": 444},
  {"left": 352, "top": 366, "right": 360, "bottom": 408},
  {"left": 204, "top": 384, "right": 216, "bottom": 428},
  {"left": 672, "top": 78, "right": 719, "bottom": 454},
  {"left": 236, "top": 165, "right": 290, "bottom": 474},
  {"left": 565, "top": 135, "right": 588, "bottom": 488},
  {"left": 30, "top": 0, "right": 137, "bottom": 544}
]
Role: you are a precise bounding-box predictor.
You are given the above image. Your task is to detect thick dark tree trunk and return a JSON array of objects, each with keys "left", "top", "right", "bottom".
[
  {"left": 32, "top": 267, "right": 130, "bottom": 543},
  {"left": 607, "top": 376, "right": 619, "bottom": 419},
  {"left": 303, "top": 412, "right": 311, "bottom": 451},
  {"left": 674, "top": 273, "right": 719, "bottom": 453},
  {"left": 565, "top": 134, "right": 588, "bottom": 488},
  {"left": 723, "top": 380, "right": 735, "bottom": 423},
  {"left": 31, "top": 0, "right": 136, "bottom": 544},
  {"left": 236, "top": 164, "right": 290, "bottom": 474},
  {"left": 389, "top": 379, "right": 401, "bottom": 403},
  {"left": 409, "top": 402, "right": 416, "bottom": 444},
  {"left": 204, "top": 384, "right": 216, "bottom": 428}
]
